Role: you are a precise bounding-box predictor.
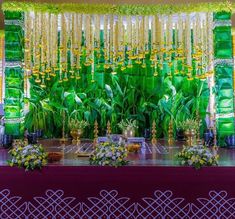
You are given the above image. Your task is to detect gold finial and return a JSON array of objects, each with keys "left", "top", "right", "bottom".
[
  {"left": 107, "top": 120, "right": 111, "bottom": 136},
  {"left": 196, "top": 110, "right": 202, "bottom": 145},
  {"left": 168, "top": 118, "right": 174, "bottom": 145},
  {"left": 93, "top": 120, "right": 99, "bottom": 147},
  {"left": 213, "top": 117, "right": 217, "bottom": 147},
  {"left": 151, "top": 120, "right": 157, "bottom": 145},
  {"left": 60, "top": 110, "right": 68, "bottom": 144}
]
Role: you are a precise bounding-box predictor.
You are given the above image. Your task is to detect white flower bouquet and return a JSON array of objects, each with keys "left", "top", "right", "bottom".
[
  {"left": 177, "top": 145, "right": 219, "bottom": 169},
  {"left": 118, "top": 119, "right": 138, "bottom": 131},
  {"left": 8, "top": 144, "right": 48, "bottom": 171},
  {"left": 90, "top": 141, "right": 128, "bottom": 167}
]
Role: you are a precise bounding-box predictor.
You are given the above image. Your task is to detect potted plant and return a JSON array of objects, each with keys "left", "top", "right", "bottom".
[
  {"left": 118, "top": 119, "right": 138, "bottom": 138},
  {"left": 68, "top": 118, "right": 89, "bottom": 144},
  {"left": 178, "top": 119, "right": 199, "bottom": 146}
]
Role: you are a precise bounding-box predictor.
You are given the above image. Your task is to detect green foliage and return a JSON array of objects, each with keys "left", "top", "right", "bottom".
[
  {"left": 2, "top": 0, "right": 233, "bottom": 14},
  {"left": 24, "top": 30, "right": 210, "bottom": 139},
  {"left": 178, "top": 119, "right": 199, "bottom": 131},
  {"left": 68, "top": 118, "right": 89, "bottom": 130},
  {"left": 25, "top": 82, "right": 65, "bottom": 137},
  {"left": 118, "top": 119, "right": 138, "bottom": 131},
  {"left": 25, "top": 66, "right": 209, "bottom": 138}
]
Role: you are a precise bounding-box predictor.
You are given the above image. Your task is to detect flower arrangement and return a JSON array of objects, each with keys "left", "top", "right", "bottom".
[
  {"left": 90, "top": 141, "right": 128, "bottom": 167},
  {"left": 178, "top": 119, "right": 199, "bottom": 131},
  {"left": 8, "top": 144, "right": 48, "bottom": 170},
  {"left": 177, "top": 145, "right": 219, "bottom": 169},
  {"left": 118, "top": 119, "right": 138, "bottom": 131},
  {"left": 68, "top": 118, "right": 89, "bottom": 130}
]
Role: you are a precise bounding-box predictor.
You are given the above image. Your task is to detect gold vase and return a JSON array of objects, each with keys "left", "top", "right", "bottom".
[
  {"left": 70, "top": 129, "right": 83, "bottom": 145},
  {"left": 185, "top": 129, "right": 196, "bottom": 146},
  {"left": 123, "top": 128, "right": 135, "bottom": 138}
]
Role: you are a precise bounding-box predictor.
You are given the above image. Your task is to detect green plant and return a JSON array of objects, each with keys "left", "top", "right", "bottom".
[
  {"left": 8, "top": 144, "right": 48, "bottom": 170},
  {"left": 68, "top": 118, "right": 89, "bottom": 130},
  {"left": 24, "top": 29, "right": 209, "bottom": 140},
  {"left": 118, "top": 119, "right": 138, "bottom": 131},
  {"left": 178, "top": 119, "right": 199, "bottom": 131}
]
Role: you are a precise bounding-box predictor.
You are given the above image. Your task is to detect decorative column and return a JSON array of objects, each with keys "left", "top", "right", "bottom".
[
  {"left": 233, "top": 33, "right": 235, "bottom": 127},
  {"left": 213, "top": 12, "right": 235, "bottom": 146},
  {"left": 4, "top": 11, "right": 24, "bottom": 137},
  {"left": 0, "top": 31, "right": 4, "bottom": 104}
]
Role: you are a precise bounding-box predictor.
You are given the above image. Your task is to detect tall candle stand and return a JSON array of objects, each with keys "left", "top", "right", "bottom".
[
  {"left": 196, "top": 110, "right": 202, "bottom": 145},
  {"left": 106, "top": 121, "right": 111, "bottom": 136},
  {"left": 151, "top": 120, "right": 157, "bottom": 145},
  {"left": 168, "top": 119, "right": 174, "bottom": 145},
  {"left": 60, "top": 110, "right": 67, "bottom": 161},
  {"left": 93, "top": 120, "right": 99, "bottom": 147},
  {"left": 213, "top": 117, "right": 217, "bottom": 147},
  {"left": 60, "top": 110, "right": 68, "bottom": 144}
]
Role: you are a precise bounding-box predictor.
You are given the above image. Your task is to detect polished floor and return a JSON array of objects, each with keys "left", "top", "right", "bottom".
[{"left": 0, "top": 138, "right": 235, "bottom": 166}]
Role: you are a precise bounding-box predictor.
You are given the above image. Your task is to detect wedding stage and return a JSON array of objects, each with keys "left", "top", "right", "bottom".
[{"left": 1, "top": 0, "right": 235, "bottom": 218}]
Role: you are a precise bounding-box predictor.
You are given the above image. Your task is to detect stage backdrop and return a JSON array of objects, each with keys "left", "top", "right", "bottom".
[{"left": 2, "top": 1, "right": 235, "bottom": 146}]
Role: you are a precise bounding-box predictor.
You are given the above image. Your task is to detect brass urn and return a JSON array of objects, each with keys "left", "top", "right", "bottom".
[
  {"left": 185, "top": 129, "right": 196, "bottom": 146},
  {"left": 123, "top": 127, "right": 135, "bottom": 138},
  {"left": 70, "top": 129, "right": 83, "bottom": 145}
]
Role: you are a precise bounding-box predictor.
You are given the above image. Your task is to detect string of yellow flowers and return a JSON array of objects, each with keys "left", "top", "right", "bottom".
[{"left": 25, "top": 11, "right": 217, "bottom": 86}]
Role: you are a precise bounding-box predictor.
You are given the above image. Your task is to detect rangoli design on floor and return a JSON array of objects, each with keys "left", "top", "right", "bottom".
[{"left": 0, "top": 189, "right": 234, "bottom": 218}]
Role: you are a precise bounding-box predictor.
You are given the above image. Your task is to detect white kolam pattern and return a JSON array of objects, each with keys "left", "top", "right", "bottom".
[{"left": 0, "top": 189, "right": 234, "bottom": 218}]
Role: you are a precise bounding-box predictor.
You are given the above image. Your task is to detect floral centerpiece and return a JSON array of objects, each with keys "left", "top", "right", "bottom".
[
  {"left": 68, "top": 118, "right": 89, "bottom": 144},
  {"left": 178, "top": 119, "right": 199, "bottom": 131},
  {"left": 177, "top": 145, "right": 219, "bottom": 169},
  {"left": 90, "top": 141, "right": 128, "bottom": 167},
  {"left": 8, "top": 144, "right": 48, "bottom": 170},
  {"left": 68, "top": 118, "right": 89, "bottom": 130},
  {"left": 118, "top": 119, "right": 138, "bottom": 138}
]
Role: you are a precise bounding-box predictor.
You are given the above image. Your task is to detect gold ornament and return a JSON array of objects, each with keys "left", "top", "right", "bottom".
[
  {"left": 151, "top": 120, "right": 157, "bottom": 145},
  {"left": 168, "top": 118, "right": 174, "bottom": 145},
  {"left": 93, "top": 120, "right": 99, "bottom": 147},
  {"left": 107, "top": 121, "right": 111, "bottom": 136}
]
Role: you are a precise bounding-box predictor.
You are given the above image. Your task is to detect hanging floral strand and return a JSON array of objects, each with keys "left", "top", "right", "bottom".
[
  {"left": 76, "top": 13, "right": 82, "bottom": 79},
  {"left": 185, "top": 14, "right": 192, "bottom": 79},
  {"left": 24, "top": 11, "right": 215, "bottom": 90},
  {"left": 207, "top": 12, "right": 215, "bottom": 129},
  {"left": 104, "top": 15, "right": 110, "bottom": 69},
  {"left": 24, "top": 12, "right": 32, "bottom": 97},
  {"left": 51, "top": 13, "right": 58, "bottom": 77},
  {"left": 91, "top": 15, "right": 95, "bottom": 82}
]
